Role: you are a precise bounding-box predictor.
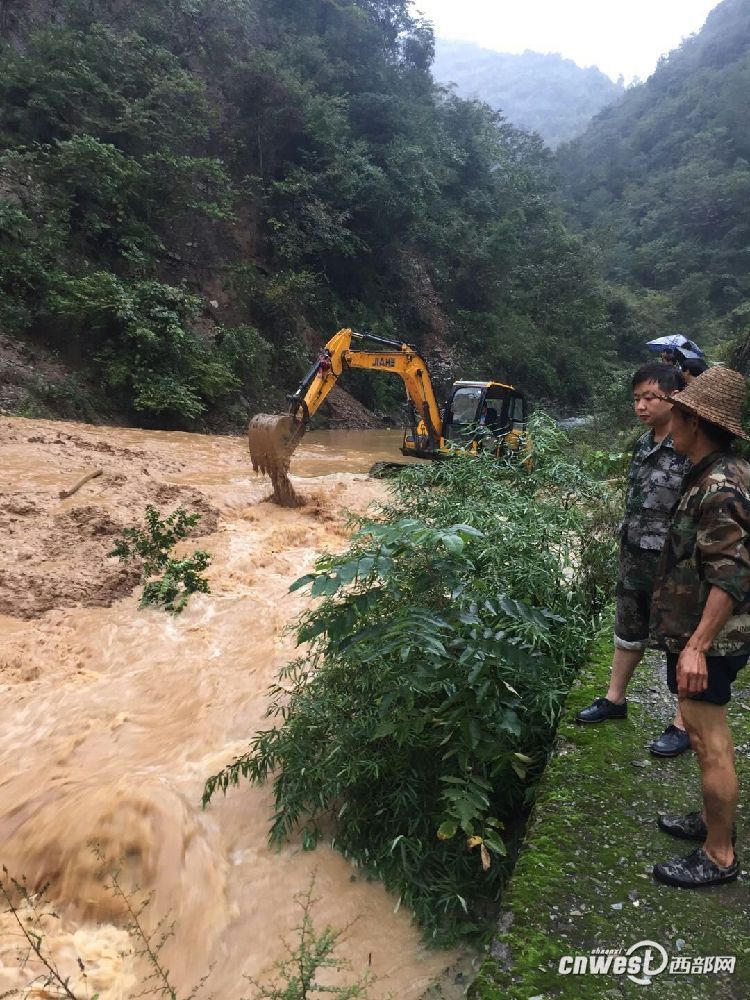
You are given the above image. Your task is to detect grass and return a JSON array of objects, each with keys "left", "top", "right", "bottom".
[{"left": 470, "top": 637, "right": 750, "bottom": 999}]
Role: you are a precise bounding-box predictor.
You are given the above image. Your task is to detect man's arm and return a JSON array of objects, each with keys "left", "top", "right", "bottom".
[
  {"left": 677, "top": 587, "right": 736, "bottom": 696},
  {"left": 678, "top": 484, "right": 750, "bottom": 694}
]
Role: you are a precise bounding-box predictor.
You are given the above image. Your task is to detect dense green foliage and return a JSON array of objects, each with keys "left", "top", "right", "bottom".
[
  {"left": 203, "top": 416, "right": 619, "bottom": 943},
  {"left": 111, "top": 505, "right": 211, "bottom": 613},
  {"left": 0, "top": 0, "right": 611, "bottom": 424},
  {"left": 4, "top": 1, "right": 750, "bottom": 417},
  {"left": 557, "top": 0, "right": 750, "bottom": 364},
  {"left": 0, "top": 9, "right": 242, "bottom": 421},
  {"left": 433, "top": 40, "right": 624, "bottom": 149}
]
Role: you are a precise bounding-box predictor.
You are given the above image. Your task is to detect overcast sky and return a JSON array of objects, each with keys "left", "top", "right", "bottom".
[{"left": 411, "top": 0, "right": 722, "bottom": 81}]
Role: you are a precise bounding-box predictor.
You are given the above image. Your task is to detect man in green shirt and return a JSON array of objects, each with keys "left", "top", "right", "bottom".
[{"left": 577, "top": 362, "right": 690, "bottom": 756}]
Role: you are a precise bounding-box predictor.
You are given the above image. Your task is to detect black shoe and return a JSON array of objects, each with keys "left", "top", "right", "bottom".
[
  {"left": 648, "top": 725, "right": 691, "bottom": 757},
  {"left": 658, "top": 811, "right": 707, "bottom": 841},
  {"left": 575, "top": 697, "right": 627, "bottom": 723},
  {"left": 658, "top": 811, "right": 736, "bottom": 844},
  {"left": 653, "top": 846, "right": 739, "bottom": 888}
]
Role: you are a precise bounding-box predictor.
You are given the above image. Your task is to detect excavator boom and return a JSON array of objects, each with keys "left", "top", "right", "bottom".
[
  {"left": 248, "top": 328, "right": 444, "bottom": 489},
  {"left": 287, "top": 328, "right": 442, "bottom": 440}
]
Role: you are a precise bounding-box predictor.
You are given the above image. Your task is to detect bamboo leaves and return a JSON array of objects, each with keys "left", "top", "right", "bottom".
[{"left": 203, "top": 414, "right": 618, "bottom": 943}]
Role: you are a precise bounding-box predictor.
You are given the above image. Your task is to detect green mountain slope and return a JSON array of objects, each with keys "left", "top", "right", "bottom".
[
  {"left": 432, "top": 40, "right": 623, "bottom": 148},
  {"left": 0, "top": 0, "right": 610, "bottom": 427},
  {"left": 556, "top": 0, "right": 750, "bottom": 358}
]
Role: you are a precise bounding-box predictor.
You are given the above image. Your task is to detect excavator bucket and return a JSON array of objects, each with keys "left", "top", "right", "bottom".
[
  {"left": 248, "top": 413, "right": 298, "bottom": 474},
  {"left": 248, "top": 413, "right": 304, "bottom": 507}
]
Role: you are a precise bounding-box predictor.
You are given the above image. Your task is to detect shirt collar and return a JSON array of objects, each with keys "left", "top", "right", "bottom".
[
  {"left": 644, "top": 430, "right": 675, "bottom": 457},
  {"left": 680, "top": 451, "right": 728, "bottom": 491}
]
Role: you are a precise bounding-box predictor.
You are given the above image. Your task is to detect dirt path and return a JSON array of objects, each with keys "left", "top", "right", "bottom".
[{"left": 0, "top": 416, "right": 462, "bottom": 997}]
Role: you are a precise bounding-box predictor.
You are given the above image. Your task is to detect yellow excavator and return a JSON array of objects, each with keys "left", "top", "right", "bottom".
[{"left": 248, "top": 328, "right": 528, "bottom": 491}]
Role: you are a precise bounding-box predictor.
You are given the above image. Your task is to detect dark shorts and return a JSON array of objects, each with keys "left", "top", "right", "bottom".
[
  {"left": 666, "top": 652, "right": 749, "bottom": 706},
  {"left": 614, "top": 542, "right": 661, "bottom": 650}
]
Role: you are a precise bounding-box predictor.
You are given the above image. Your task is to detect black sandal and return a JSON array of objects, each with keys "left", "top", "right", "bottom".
[{"left": 653, "top": 847, "right": 739, "bottom": 888}]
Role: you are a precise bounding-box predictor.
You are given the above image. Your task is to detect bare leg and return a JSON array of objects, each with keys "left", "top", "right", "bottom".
[
  {"left": 605, "top": 646, "right": 644, "bottom": 704},
  {"left": 673, "top": 702, "right": 686, "bottom": 731},
  {"left": 680, "top": 699, "right": 736, "bottom": 867}
]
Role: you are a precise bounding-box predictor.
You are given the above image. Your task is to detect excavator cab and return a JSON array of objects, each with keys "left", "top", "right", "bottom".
[
  {"left": 400, "top": 380, "right": 527, "bottom": 459},
  {"left": 439, "top": 381, "right": 527, "bottom": 455}
]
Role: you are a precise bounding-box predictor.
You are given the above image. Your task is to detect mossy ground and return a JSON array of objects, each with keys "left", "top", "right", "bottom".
[{"left": 470, "top": 638, "right": 750, "bottom": 999}]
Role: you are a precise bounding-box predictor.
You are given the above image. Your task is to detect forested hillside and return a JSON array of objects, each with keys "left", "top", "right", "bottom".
[
  {"left": 557, "top": 0, "right": 750, "bottom": 365},
  {"left": 433, "top": 40, "right": 623, "bottom": 148},
  {"left": 0, "top": 0, "right": 610, "bottom": 428}
]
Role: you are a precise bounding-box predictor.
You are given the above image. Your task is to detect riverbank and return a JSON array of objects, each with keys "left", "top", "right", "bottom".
[{"left": 471, "top": 639, "right": 750, "bottom": 998}]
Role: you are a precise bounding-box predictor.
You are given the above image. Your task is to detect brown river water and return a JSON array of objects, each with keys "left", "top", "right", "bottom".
[{"left": 0, "top": 417, "right": 468, "bottom": 997}]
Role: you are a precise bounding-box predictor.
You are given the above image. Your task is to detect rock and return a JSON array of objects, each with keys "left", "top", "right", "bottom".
[{"left": 321, "top": 385, "right": 382, "bottom": 429}]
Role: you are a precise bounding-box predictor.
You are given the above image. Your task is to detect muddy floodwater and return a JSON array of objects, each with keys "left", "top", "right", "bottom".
[
  {"left": 292, "top": 428, "right": 421, "bottom": 476},
  {"left": 0, "top": 418, "right": 466, "bottom": 997}
]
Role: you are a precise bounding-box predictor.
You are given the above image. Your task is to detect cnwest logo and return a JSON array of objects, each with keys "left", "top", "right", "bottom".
[{"left": 558, "top": 940, "right": 735, "bottom": 986}]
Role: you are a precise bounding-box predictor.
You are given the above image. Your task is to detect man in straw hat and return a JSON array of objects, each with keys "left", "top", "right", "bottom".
[{"left": 650, "top": 366, "right": 750, "bottom": 887}]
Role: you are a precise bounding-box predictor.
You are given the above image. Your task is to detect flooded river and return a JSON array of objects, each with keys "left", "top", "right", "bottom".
[
  {"left": 292, "top": 428, "right": 420, "bottom": 476},
  {"left": 0, "top": 418, "right": 465, "bottom": 997}
]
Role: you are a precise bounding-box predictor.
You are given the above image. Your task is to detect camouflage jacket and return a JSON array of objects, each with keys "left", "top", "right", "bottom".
[
  {"left": 650, "top": 452, "right": 750, "bottom": 655},
  {"left": 621, "top": 431, "right": 688, "bottom": 550}
]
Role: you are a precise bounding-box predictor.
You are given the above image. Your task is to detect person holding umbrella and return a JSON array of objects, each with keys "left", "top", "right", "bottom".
[
  {"left": 646, "top": 334, "right": 705, "bottom": 365},
  {"left": 646, "top": 336, "right": 709, "bottom": 383}
]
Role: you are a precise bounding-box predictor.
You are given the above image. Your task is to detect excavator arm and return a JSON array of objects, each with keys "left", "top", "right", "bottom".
[
  {"left": 247, "top": 326, "right": 531, "bottom": 506},
  {"left": 248, "top": 328, "right": 444, "bottom": 475},
  {"left": 288, "top": 328, "right": 442, "bottom": 446}
]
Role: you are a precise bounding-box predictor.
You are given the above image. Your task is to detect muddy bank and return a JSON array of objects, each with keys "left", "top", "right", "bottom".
[
  {"left": 0, "top": 421, "right": 220, "bottom": 617},
  {"left": 0, "top": 416, "right": 462, "bottom": 998}
]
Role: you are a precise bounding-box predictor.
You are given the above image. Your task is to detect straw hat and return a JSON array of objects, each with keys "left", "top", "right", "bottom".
[{"left": 669, "top": 366, "right": 750, "bottom": 441}]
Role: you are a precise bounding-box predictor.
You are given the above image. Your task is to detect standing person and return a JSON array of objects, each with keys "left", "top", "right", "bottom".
[
  {"left": 675, "top": 348, "right": 709, "bottom": 384},
  {"left": 649, "top": 335, "right": 704, "bottom": 365},
  {"left": 576, "top": 362, "right": 690, "bottom": 756},
  {"left": 650, "top": 366, "right": 750, "bottom": 887}
]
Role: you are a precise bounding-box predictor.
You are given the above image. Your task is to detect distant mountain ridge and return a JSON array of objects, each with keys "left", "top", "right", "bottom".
[
  {"left": 556, "top": 0, "right": 750, "bottom": 359},
  {"left": 432, "top": 39, "right": 624, "bottom": 148}
]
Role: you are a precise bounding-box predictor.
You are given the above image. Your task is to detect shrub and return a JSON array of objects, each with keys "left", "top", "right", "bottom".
[
  {"left": 50, "top": 274, "right": 238, "bottom": 420},
  {"left": 215, "top": 324, "right": 274, "bottom": 401},
  {"left": 203, "top": 415, "right": 619, "bottom": 943},
  {"left": 110, "top": 505, "right": 211, "bottom": 614},
  {"left": 246, "top": 876, "right": 371, "bottom": 1000},
  {"left": 0, "top": 195, "right": 66, "bottom": 329}
]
